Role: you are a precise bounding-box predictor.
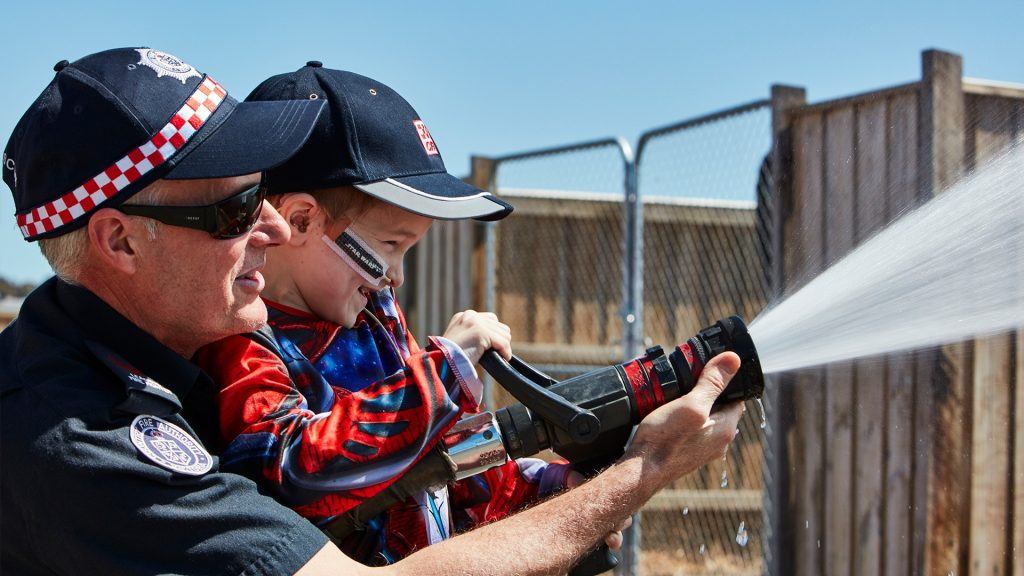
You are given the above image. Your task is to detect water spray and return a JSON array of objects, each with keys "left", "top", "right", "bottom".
[{"left": 750, "top": 143, "right": 1024, "bottom": 373}]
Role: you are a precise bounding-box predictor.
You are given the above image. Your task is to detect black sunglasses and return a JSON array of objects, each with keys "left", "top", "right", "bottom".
[{"left": 117, "top": 177, "right": 268, "bottom": 239}]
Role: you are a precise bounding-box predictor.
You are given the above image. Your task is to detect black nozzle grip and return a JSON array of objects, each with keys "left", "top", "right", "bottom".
[
  {"left": 570, "top": 544, "right": 619, "bottom": 576},
  {"left": 479, "top": 351, "right": 601, "bottom": 444}
]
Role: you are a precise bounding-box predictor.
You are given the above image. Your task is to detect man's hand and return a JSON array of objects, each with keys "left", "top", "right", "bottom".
[
  {"left": 627, "top": 352, "right": 745, "bottom": 496},
  {"left": 442, "top": 310, "right": 512, "bottom": 365}
]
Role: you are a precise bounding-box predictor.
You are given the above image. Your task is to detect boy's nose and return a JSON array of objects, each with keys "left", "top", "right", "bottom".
[{"left": 387, "top": 262, "right": 404, "bottom": 289}]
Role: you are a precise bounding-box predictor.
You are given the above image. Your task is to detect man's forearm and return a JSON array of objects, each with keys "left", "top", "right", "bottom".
[
  {"left": 389, "top": 453, "right": 654, "bottom": 576},
  {"left": 299, "top": 453, "right": 656, "bottom": 576}
]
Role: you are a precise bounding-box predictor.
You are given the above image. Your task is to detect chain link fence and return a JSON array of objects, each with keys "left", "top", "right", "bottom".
[
  {"left": 634, "top": 102, "right": 772, "bottom": 576},
  {"left": 485, "top": 138, "right": 633, "bottom": 401},
  {"left": 479, "top": 102, "right": 773, "bottom": 575}
]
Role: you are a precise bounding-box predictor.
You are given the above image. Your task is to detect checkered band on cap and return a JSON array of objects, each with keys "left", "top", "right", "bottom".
[{"left": 16, "top": 76, "right": 228, "bottom": 240}]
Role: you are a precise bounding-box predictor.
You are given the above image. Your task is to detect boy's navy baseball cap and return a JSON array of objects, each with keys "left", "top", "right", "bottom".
[
  {"left": 3, "top": 47, "right": 325, "bottom": 241},
  {"left": 246, "top": 62, "right": 513, "bottom": 221}
]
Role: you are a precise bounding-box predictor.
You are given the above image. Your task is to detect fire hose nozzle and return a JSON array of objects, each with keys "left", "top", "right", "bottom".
[{"left": 669, "top": 315, "right": 765, "bottom": 405}]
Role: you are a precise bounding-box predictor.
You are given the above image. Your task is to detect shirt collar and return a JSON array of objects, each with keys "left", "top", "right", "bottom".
[{"left": 51, "top": 278, "right": 203, "bottom": 401}]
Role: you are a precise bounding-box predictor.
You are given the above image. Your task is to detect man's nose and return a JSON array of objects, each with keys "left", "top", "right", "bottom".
[{"left": 250, "top": 200, "right": 290, "bottom": 247}]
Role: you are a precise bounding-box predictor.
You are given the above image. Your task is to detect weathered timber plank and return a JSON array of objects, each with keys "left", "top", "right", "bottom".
[
  {"left": 1014, "top": 330, "right": 1024, "bottom": 576},
  {"left": 884, "top": 92, "right": 918, "bottom": 576},
  {"left": 884, "top": 355, "right": 914, "bottom": 575},
  {"left": 822, "top": 106, "right": 856, "bottom": 576},
  {"left": 969, "top": 334, "right": 1013, "bottom": 576},
  {"left": 852, "top": 98, "right": 887, "bottom": 576},
  {"left": 790, "top": 112, "right": 826, "bottom": 576}
]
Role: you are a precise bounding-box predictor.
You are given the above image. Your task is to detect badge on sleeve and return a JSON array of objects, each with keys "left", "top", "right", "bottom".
[{"left": 130, "top": 415, "right": 213, "bottom": 476}]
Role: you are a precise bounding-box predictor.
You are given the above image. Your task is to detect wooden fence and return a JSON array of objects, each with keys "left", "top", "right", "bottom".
[
  {"left": 769, "top": 49, "right": 1024, "bottom": 576},
  {"left": 405, "top": 49, "right": 1023, "bottom": 574}
]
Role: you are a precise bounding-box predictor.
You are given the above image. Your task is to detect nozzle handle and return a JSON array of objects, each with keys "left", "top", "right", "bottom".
[
  {"left": 508, "top": 355, "right": 559, "bottom": 388},
  {"left": 479, "top": 351, "right": 602, "bottom": 444}
]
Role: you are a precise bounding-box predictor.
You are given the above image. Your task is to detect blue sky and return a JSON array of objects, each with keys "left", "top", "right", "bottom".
[{"left": 1, "top": 1, "right": 1021, "bottom": 283}]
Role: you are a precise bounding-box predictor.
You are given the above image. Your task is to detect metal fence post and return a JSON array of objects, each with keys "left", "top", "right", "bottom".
[
  {"left": 622, "top": 140, "right": 643, "bottom": 361},
  {"left": 618, "top": 139, "right": 642, "bottom": 576},
  {"left": 469, "top": 155, "right": 499, "bottom": 410}
]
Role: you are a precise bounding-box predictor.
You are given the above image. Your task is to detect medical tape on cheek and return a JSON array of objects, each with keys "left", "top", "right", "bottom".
[{"left": 322, "top": 230, "right": 390, "bottom": 286}]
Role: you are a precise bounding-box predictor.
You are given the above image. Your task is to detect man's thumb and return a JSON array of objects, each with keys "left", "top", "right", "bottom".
[{"left": 691, "top": 352, "right": 741, "bottom": 406}]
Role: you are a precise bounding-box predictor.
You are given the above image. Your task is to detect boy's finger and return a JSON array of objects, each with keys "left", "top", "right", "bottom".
[{"left": 491, "top": 335, "right": 513, "bottom": 360}]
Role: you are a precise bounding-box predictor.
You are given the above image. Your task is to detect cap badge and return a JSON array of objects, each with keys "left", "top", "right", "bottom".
[
  {"left": 2, "top": 153, "right": 15, "bottom": 188},
  {"left": 134, "top": 48, "right": 201, "bottom": 84},
  {"left": 413, "top": 120, "right": 439, "bottom": 156},
  {"left": 130, "top": 415, "right": 213, "bottom": 476}
]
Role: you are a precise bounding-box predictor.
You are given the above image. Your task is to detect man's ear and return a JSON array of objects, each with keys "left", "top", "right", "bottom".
[
  {"left": 276, "top": 193, "right": 330, "bottom": 246},
  {"left": 86, "top": 208, "right": 145, "bottom": 274}
]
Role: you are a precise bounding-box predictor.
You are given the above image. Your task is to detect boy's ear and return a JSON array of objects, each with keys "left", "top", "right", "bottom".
[{"left": 276, "top": 193, "right": 324, "bottom": 246}]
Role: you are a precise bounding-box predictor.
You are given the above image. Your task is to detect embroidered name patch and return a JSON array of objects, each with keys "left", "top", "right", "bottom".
[
  {"left": 130, "top": 415, "right": 212, "bottom": 476},
  {"left": 413, "top": 120, "right": 439, "bottom": 156}
]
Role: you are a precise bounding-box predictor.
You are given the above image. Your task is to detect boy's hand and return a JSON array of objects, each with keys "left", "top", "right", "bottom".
[{"left": 443, "top": 310, "right": 512, "bottom": 365}]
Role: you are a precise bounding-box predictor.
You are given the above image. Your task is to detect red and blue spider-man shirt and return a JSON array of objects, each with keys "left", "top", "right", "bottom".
[{"left": 196, "top": 289, "right": 570, "bottom": 565}]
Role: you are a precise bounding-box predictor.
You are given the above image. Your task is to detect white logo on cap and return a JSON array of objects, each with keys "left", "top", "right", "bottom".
[
  {"left": 130, "top": 415, "right": 213, "bottom": 476},
  {"left": 134, "top": 49, "right": 201, "bottom": 84},
  {"left": 413, "top": 120, "right": 440, "bottom": 156},
  {"left": 2, "top": 153, "right": 14, "bottom": 188}
]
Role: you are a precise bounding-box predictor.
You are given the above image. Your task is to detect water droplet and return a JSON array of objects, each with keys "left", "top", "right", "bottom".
[
  {"left": 805, "top": 520, "right": 810, "bottom": 529},
  {"left": 699, "top": 543, "right": 706, "bottom": 556},
  {"left": 735, "top": 521, "right": 748, "bottom": 547},
  {"left": 720, "top": 469, "right": 729, "bottom": 488},
  {"left": 756, "top": 398, "right": 767, "bottom": 429},
  {"left": 682, "top": 506, "right": 689, "bottom": 516},
  {"left": 817, "top": 539, "right": 821, "bottom": 549}
]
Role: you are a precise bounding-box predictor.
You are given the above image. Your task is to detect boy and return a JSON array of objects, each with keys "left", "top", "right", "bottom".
[{"left": 197, "top": 63, "right": 576, "bottom": 565}]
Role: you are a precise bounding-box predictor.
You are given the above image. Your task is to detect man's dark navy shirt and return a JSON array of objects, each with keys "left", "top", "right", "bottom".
[{"left": 0, "top": 278, "right": 328, "bottom": 575}]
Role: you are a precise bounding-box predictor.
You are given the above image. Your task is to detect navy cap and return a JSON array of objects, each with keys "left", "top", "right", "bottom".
[
  {"left": 3, "top": 48, "right": 325, "bottom": 241},
  {"left": 246, "top": 63, "right": 512, "bottom": 221}
]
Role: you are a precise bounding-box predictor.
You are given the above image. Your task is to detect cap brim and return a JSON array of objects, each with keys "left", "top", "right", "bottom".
[
  {"left": 355, "top": 172, "right": 513, "bottom": 221},
  {"left": 163, "top": 99, "right": 325, "bottom": 179}
]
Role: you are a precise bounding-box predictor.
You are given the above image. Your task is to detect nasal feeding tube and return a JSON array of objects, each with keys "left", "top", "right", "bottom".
[{"left": 322, "top": 229, "right": 390, "bottom": 287}]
